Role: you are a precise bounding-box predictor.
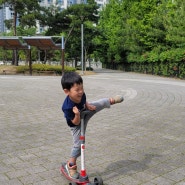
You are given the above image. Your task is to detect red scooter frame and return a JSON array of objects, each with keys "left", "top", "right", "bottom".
[{"left": 60, "top": 109, "right": 103, "bottom": 185}]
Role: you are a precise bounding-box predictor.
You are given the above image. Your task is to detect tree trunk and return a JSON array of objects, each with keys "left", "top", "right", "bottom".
[{"left": 12, "top": 4, "right": 18, "bottom": 66}]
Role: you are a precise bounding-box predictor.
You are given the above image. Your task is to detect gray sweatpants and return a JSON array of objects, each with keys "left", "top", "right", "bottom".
[{"left": 70, "top": 98, "right": 110, "bottom": 158}]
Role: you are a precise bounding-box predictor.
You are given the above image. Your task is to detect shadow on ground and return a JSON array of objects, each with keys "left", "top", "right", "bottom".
[{"left": 94, "top": 153, "right": 162, "bottom": 183}]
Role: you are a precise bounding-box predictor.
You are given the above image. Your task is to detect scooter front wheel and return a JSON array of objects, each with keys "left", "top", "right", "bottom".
[{"left": 94, "top": 176, "right": 103, "bottom": 185}]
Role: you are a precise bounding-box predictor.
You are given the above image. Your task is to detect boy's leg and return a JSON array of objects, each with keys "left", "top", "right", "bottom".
[
  {"left": 70, "top": 125, "right": 81, "bottom": 159},
  {"left": 84, "top": 98, "right": 110, "bottom": 128},
  {"left": 84, "top": 96, "right": 123, "bottom": 129},
  {"left": 65, "top": 125, "right": 81, "bottom": 179},
  {"left": 69, "top": 96, "right": 124, "bottom": 154}
]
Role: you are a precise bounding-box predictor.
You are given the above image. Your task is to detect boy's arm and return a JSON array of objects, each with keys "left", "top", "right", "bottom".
[
  {"left": 71, "top": 102, "right": 96, "bottom": 125},
  {"left": 71, "top": 106, "right": 81, "bottom": 125}
]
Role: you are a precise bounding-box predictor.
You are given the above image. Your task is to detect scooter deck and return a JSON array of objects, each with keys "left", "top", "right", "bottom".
[{"left": 60, "top": 162, "right": 90, "bottom": 184}]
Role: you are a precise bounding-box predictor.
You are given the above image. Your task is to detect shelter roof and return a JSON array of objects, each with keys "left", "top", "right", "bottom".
[
  {"left": 22, "top": 36, "right": 61, "bottom": 50},
  {"left": 0, "top": 37, "right": 28, "bottom": 50}
]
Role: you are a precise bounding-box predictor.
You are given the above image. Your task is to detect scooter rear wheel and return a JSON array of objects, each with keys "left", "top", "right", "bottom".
[
  {"left": 69, "top": 182, "right": 77, "bottom": 185},
  {"left": 94, "top": 176, "right": 103, "bottom": 185}
]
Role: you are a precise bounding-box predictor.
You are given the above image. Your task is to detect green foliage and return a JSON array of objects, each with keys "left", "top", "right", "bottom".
[
  {"left": 45, "top": 0, "right": 99, "bottom": 68},
  {"left": 96, "top": 0, "right": 185, "bottom": 78},
  {"left": 16, "top": 64, "right": 76, "bottom": 74},
  {"left": 16, "top": 27, "right": 37, "bottom": 36},
  {"left": 16, "top": 65, "right": 29, "bottom": 73},
  {"left": 0, "top": 0, "right": 45, "bottom": 35}
]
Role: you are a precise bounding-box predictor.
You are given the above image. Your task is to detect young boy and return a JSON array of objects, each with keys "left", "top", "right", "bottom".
[{"left": 61, "top": 71, "right": 123, "bottom": 179}]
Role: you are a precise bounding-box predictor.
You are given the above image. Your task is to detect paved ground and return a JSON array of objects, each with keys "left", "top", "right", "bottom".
[{"left": 0, "top": 70, "right": 185, "bottom": 185}]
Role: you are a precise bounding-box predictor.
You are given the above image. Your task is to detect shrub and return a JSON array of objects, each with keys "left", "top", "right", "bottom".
[
  {"left": 76, "top": 66, "right": 93, "bottom": 71},
  {"left": 16, "top": 64, "right": 76, "bottom": 74},
  {"left": 16, "top": 65, "right": 29, "bottom": 73},
  {"left": 86, "top": 67, "right": 93, "bottom": 71}
]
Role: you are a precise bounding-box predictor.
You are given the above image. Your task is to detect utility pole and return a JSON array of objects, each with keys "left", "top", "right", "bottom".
[
  {"left": 80, "top": 15, "right": 85, "bottom": 75},
  {"left": 61, "top": 36, "right": 65, "bottom": 75}
]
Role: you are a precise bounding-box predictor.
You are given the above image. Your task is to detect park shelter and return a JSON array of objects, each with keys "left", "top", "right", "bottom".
[
  {"left": 0, "top": 36, "right": 63, "bottom": 75},
  {"left": 22, "top": 36, "right": 61, "bottom": 50},
  {"left": 0, "top": 37, "right": 28, "bottom": 50}
]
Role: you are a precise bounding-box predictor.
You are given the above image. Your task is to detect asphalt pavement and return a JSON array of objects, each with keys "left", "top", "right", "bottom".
[{"left": 0, "top": 70, "right": 185, "bottom": 185}]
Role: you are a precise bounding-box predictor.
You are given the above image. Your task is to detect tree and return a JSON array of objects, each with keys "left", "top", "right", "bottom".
[
  {"left": 97, "top": 0, "right": 185, "bottom": 77},
  {"left": 96, "top": 0, "right": 130, "bottom": 68},
  {"left": 0, "top": 0, "right": 43, "bottom": 35},
  {"left": 97, "top": 0, "right": 167, "bottom": 67},
  {"left": 0, "top": 0, "right": 44, "bottom": 65},
  {"left": 164, "top": 0, "right": 185, "bottom": 47},
  {"left": 44, "top": 0, "right": 99, "bottom": 68}
]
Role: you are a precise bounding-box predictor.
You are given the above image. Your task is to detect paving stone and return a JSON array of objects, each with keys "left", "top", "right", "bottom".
[{"left": 0, "top": 70, "right": 185, "bottom": 184}]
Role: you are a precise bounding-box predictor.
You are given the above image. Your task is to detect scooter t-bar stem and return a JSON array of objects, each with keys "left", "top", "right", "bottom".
[
  {"left": 79, "top": 109, "right": 92, "bottom": 179},
  {"left": 80, "top": 117, "right": 86, "bottom": 177}
]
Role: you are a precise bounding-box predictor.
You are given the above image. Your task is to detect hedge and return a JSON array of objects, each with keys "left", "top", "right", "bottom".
[{"left": 16, "top": 64, "right": 76, "bottom": 74}]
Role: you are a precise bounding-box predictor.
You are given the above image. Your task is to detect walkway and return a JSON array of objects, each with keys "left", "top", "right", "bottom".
[{"left": 0, "top": 71, "right": 185, "bottom": 185}]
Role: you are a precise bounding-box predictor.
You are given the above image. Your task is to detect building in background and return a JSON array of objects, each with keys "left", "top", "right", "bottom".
[
  {"left": 0, "top": 3, "right": 14, "bottom": 33},
  {"left": 0, "top": 0, "right": 108, "bottom": 34}
]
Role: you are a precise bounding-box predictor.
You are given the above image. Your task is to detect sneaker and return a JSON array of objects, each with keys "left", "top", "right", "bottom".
[
  {"left": 65, "top": 162, "right": 79, "bottom": 179},
  {"left": 111, "top": 95, "right": 124, "bottom": 104}
]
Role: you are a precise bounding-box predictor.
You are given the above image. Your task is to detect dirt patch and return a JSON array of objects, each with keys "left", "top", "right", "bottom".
[
  {"left": 76, "top": 70, "right": 96, "bottom": 76},
  {"left": 0, "top": 65, "right": 17, "bottom": 75}
]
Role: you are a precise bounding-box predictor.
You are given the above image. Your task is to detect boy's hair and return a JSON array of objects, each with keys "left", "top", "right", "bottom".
[{"left": 61, "top": 72, "right": 83, "bottom": 90}]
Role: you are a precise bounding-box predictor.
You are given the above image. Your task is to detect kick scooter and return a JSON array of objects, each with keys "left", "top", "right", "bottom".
[{"left": 60, "top": 109, "right": 103, "bottom": 185}]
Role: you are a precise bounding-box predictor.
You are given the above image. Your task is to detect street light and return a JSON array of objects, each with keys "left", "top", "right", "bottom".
[
  {"left": 28, "top": 45, "right": 32, "bottom": 75},
  {"left": 80, "top": 16, "right": 84, "bottom": 75},
  {"left": 61, "top": 36, "right": 65, "bottom": 75}
]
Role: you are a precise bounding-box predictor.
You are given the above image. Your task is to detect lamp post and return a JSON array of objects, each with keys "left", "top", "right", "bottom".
[
  {"left": 80, "top": 16, "right": 84, "bottom": 75},
  {"left": 61, "top": 36, "right": 65, "bottom": 75},
  {"left": 28, "top": 45, "right": 32, "bottom": 75}
]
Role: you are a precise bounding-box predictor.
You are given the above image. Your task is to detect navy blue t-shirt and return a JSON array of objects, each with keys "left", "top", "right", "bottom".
[{"left": 62, "top": 93, "right": 86, "bottom": 127}]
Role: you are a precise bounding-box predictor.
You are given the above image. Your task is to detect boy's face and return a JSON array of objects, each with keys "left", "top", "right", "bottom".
[{"left": 64, "top": 83, "right": 84, "bottom": 103}]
